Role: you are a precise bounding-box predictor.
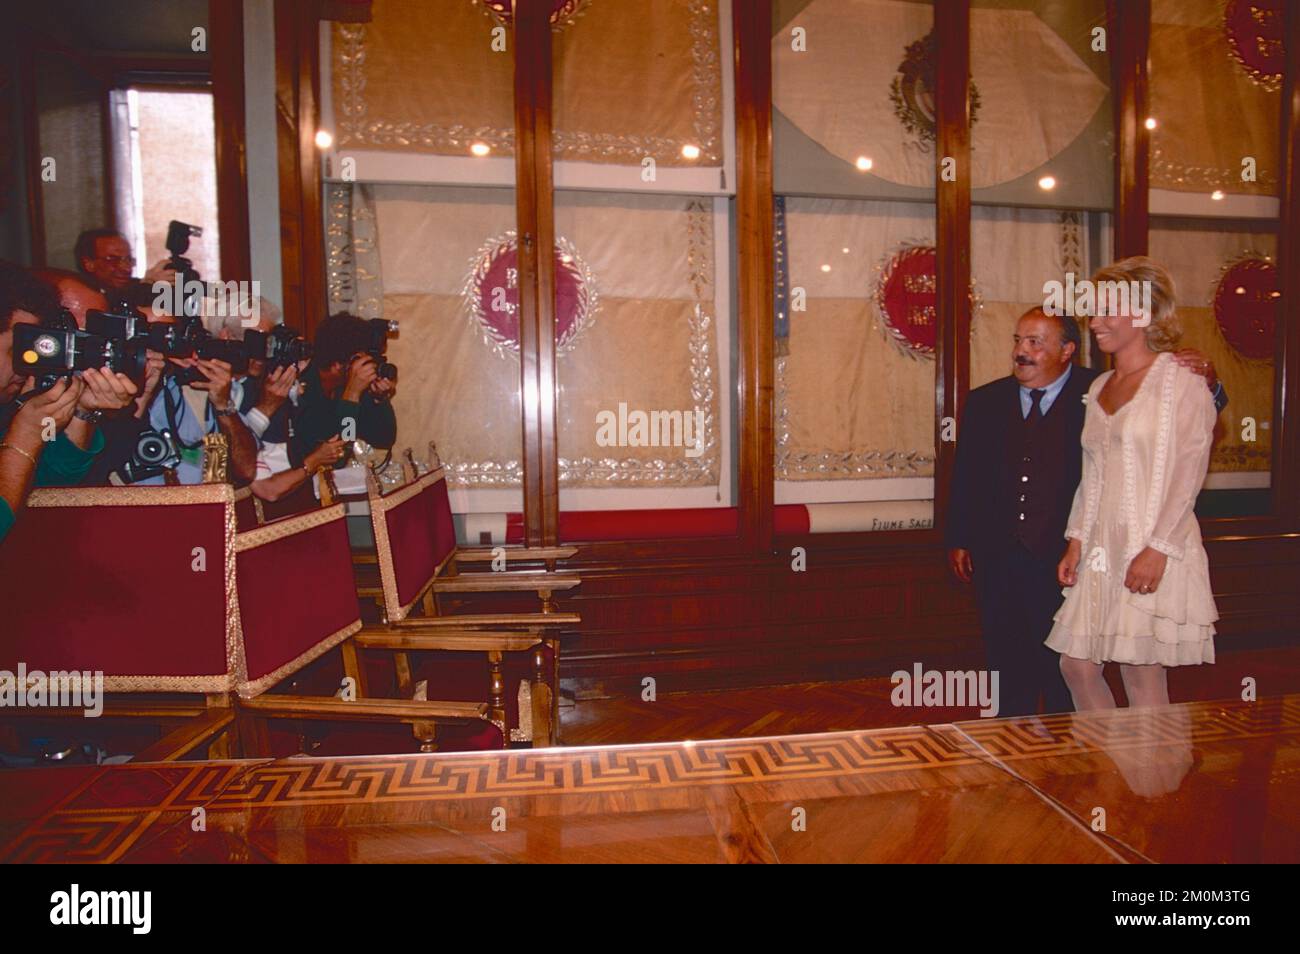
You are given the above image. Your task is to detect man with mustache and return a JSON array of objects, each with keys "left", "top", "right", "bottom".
[{"left": 944, "top": 306, "right": 1226, "bottom": 716}]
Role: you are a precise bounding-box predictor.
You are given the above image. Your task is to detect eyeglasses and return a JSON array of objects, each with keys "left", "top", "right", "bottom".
[{"left": 99, "top": 255, "right": 135, "bottom": 267}]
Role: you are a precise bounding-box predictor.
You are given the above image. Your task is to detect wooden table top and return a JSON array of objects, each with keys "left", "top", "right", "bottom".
[{"left": 2, "top": 694, "right": 1296, "bottom": 863}]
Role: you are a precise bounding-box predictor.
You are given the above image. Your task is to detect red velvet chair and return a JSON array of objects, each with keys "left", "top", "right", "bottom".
[
  {"left": 0, "top": 484, "right": 494, "bottom": 760},
  {"left": 1, "top": 484, "right": 243, "bottom": 760},
  {"left": 230, "top": 500, "right": 497, "bottom": 754},
  {"left": 348, "top": 466, "right": 581, "bottom": 746}
]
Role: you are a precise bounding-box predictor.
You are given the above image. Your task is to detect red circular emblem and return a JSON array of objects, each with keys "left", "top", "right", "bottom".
[
  {"left": 465, "top": 234, "right": 595, "bottom": 357},
  {"left": 1224, "top": 0, "right": 1284, "bottom": 90},
  {"left": 876, "top": 245, "right": 938, "bottom": 355},
  {"left": 1214, "top": 257, "right": 1278, "bottom": 361}
]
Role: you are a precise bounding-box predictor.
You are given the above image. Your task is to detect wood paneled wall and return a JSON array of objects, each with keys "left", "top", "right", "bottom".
[{"left": 549, "top": 535, "right": 1300, "bottom": 695}]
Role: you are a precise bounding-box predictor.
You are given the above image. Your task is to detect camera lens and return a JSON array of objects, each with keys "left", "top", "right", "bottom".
[{"left": 137, "top": 434, "right": 167, "bottom": 464}]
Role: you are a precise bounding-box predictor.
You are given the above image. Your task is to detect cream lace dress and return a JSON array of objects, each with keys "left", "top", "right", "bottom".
[{"left": 1046, "top": 352, "right": 1219, "bottom": 666}]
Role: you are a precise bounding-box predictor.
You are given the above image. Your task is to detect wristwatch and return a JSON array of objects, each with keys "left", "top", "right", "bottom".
[
  {"left": 73, "top": 409, "right": 104, "bottom": 425},
  {"left": 212, "top": 400, "right": 239, "bottom": 418}
]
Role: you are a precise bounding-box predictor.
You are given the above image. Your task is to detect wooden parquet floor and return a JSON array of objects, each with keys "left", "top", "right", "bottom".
[
  {"left": 560, "top": 646, "right": 1300, "bottom": 745},
  {"left": 4, "top": 692, "right": 1297, "bottom": 863}
]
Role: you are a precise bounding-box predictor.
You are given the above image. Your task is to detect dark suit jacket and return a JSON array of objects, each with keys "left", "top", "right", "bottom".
[{"left": 945, "top": 365, "right": 1099, "bottom": 558}]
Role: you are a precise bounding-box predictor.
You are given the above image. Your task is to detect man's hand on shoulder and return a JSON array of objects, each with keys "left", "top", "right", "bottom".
[
  {"left": 947, "top": 548, "right": 973, "bottom": 584},
  {"left": 1172, "top": 349, "right": 1218, "bottom": 391}
]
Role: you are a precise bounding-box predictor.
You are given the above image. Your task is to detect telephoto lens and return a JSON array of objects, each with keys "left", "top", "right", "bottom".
[{"left": 147, "top": 315, "right": 205, "bottom": 357}]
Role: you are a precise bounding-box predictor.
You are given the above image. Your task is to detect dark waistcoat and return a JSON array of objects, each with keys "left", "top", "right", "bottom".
[{"left": 1001, "top": 392, "right": 1073, "bottom": 562}]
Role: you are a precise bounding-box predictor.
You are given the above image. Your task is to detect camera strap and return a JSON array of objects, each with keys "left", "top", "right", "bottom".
[{"left": 161, "top": 378, "right": 202, "bottom": 451}]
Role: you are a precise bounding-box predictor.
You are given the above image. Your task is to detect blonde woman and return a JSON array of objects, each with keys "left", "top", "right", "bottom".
[{"left": 1048, "top": 257, "right": 1219, "bottom": 710}]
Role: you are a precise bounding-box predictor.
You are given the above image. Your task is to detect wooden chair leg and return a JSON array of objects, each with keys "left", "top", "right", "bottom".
[
  {"left": 409, "top": 679, "right": 436, "bottom": 752},
  {"left": 208, "top": 731, "right": 233, "bottom": 760},
  {"left": 340, "top": 639, "right": 368, "bottom": 697},
  {"left": 488, "top": 652, "right": 507, "bottom": 746},
  {"left": 548, "top": 638, "right": 561, "bottom": 745},
  {"left": 236, "top": 708, "right": 271, "bottom": 758},
  {"left": 205, "top": 693, "right": 234, "bottom": 758},
  {"left": 531, "top": 645, "right": 553, "bottom": 748},
  {"left": 415, "top": 721, "right": 439, "bottom": 753},
  {"left": 393, "top": 651, "right": 414, "bottom": 697}
]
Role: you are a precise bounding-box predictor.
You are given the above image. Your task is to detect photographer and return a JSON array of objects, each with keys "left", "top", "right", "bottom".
[
  {"left": 74, "top": 228, "right": 174, "bottom": 309},
  {"left": 31, "top": 268, "right": 109, "bottom": 328},
  {"left": 0, "top": 262, "right": 137, "bottom": 542},
  {"left": 251, "top": 435, "right": 346, "bottom": 502},
  {"left": 206, "top": 297, "right": 297, "bottom": 445},
  {"left": 291, "top": 312, "right": 396, "bottom": 468},
  {"left": 79, "top": 305, "right": 261, "bottom": 487},
  {"left": 200, "top": 302, "right": 350, "bottom": 503},
  {"left": 140, "top": 346, "right": 259, "bottom": 485}
]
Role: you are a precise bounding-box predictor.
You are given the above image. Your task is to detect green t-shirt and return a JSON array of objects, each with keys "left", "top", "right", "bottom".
[{"left": 0, "top": 429, "right": 105, "bottom": 544}]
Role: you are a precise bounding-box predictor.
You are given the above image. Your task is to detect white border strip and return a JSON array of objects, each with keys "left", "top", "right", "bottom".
[
  {"left": 777, "top": 477, "right": 934, "bottom": 505},
  {"left": 1150, "top": 188, "right": 1279, "bottom": 220},
  {"left": 1203, "top": 471, "right": 1270, "bottom": 490}
]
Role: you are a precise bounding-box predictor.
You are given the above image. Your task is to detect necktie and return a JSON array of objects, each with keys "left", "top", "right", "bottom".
[{"left": 1026, "top": 388, "right": 1045, "bottom": 426}]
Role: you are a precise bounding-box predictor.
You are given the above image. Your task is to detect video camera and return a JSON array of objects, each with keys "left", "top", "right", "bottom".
[
  {"left": 365, "top": 318, "right": 398, "bottom": 382},
  {"left": 12, "top": 308, "right": 151, "bottom": 392}
]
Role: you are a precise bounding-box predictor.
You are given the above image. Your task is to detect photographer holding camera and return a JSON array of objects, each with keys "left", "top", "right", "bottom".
[
  {"left": 205, "top": 297, "right": 298, "bottom": 445},
  {"left": 0, "top": 262, "right": 137, "bottom": 542},
  {"left": 291, "top": 312, "right": 397, "bottom": 469},
  {"left": 137, "top": 345, "right": 258, "bottom": 485},
  {"left": 75, "top": 228, "right": 184, "bottom": 311},
  {"left": 200, "top": 298, "right": 344, "bottom": 501}
]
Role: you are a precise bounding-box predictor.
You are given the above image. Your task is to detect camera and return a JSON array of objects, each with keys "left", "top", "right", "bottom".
[
  {"left": 168, "top": 335, "right": 259, "bottom": 385},
  {"left": 86, "top": 308, "right": 150, "bottom": 344},
  {"left": 12, "top": 320, "right": 149, "bottom": 390},
  {"left": 105, "top": 282, "right": 157, "bottom": 314},
  {"left": 258, "top": 326, "right": 313, "bottom": 370},
  {"left": 165, "top": 220, "right": 204, "bottom": 318},
  {"left": 147, "top": 312, "right": 271, "bottom": 385},
  {"left": 118, "top": 427, "right": 182, "bottom": 484},
  {"left": 365, "top": 319, "right": 398, "bottom": 382},
  {"left": 146, "top": 315, "right": 206, "bottom": 358}
]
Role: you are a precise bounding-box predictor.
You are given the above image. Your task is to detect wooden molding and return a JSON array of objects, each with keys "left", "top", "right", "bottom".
[
  {"left": 734, "top": 0, "right": 775, "bottom": 552},
  {"left": 1110, "top": 0, "right": 1150, "bottom": 258},
  {"left": 18, "top": 29, "right": 46, "bottom": 266},
  {"left": 210, "top": 0, "right": 252, "bottom": 285},
  {"left": 274, "top": 0, "right": 325, "bottom": 333},
  {"left": 514, "top": 1, "right": 559, "bottom": 547},
  {"left": 1276, "top": 0, "right": 1300, "bottom": 530},
  {"left": 934, "top": 1, "right": 971, "bottom": 541}
]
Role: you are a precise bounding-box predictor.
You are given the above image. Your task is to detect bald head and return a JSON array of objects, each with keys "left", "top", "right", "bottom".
[{"left": 32, "top": 268, "right": 109, "bottom": 328}]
